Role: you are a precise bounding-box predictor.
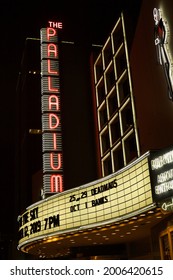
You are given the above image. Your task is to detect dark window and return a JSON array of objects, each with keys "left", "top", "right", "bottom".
[
  {"left": 112, "top": 21, "right": 124, "bottom": 54},
  {"left": 103, "top": 40, "right": 112, "bottom": 69},
  {"left": 110, "top": 117, "right": 121, "bottom": 145},
  {"left": 115, "top": 47, "right": 126, "bottom": 78},
  {"left": 113, "top": 146, "right": 124, "bottom": 172},
  {"left": 108, "top": 88, "right": 118, "bottom": 117},
  {"left": 118, "top": 75, "right": 130, "bottom": 104},
  {"left": 106, "top": 64, "right": 115, "bottom": 93},
  {"left": 124, "top": 133, "right": 137, "bottom": 164},
  {"left": 121, "top": 103, "right": 133, "bottom": 134},
  {"left": 95, "top": 56, "right": 103, "bottom": 82},
  {"left": 101, "top": 130, "right": 110, "bottom": 155},
  {"left": 103, "top": 155, "right": 112, "bottom": 176},
  {"left": 99, "top": 104, "right": 107, "bottom": 129},
  {"left": 97, "top": 80, "right": 105, "bottom": 106}
]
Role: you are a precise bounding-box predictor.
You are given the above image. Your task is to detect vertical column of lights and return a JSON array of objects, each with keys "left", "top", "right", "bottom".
[
  {"left": 104, "top": 69, "right": 111, "bottom": 174},
  {"left": 121, "top": 13, "right": 140, "bottom": 160},
  {"left": 94, "top": 13, "right": 140, "bottom": 177},
  {"left": 40, "top": 21, "right": 63, "bottom": 196},
  {"left": 111, "top": 16, "right": 126, "bottom": 168}
]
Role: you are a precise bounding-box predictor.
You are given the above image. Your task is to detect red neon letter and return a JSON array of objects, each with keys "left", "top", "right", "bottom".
[
  {"left": 48, "top": 59, "right": 58, "bottom": 74},
  {"left": 48, "top": 76, "right": 58, "bottom": 92},
  {"left": 50, "top": 174, "right": 63, "bottom": 192},
  {"left": 50, "top": 153, "right": 62, "bottom": 170},
  {"left": 47, "top": 43, "right": 58, "bottom": 58},
  {"left": 53, "top": 133, "right": 57, "bottom": 150},
  {"left": 47, "top": 27, "right": 56, "bottom": 41},
  {"left": 49, "top": 113, "right": 59, "bottom": 129},
  {"left": 49, "top": 95, "right": 59, "bottom": 111}
]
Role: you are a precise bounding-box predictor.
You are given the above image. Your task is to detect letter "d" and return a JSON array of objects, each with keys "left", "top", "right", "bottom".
[{"left": 49, "top": 113, "right": 59, "bottom": 129}]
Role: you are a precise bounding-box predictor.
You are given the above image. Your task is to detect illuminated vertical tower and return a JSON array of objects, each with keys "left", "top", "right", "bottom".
[
  {"left": 16, "top": 21, "right": 98, "bottom": 210},
  {"left": 40, "top": 21, "right": 64, "bottom": 197},
  {"left": 93, "top": 14, "right": 140, "bottom": 177}
]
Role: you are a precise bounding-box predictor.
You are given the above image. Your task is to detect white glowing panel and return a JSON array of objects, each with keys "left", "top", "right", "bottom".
[
  {"left": 149, "top": 147, "right": 173, "bottom": 202},
  {"left": 40, "top": 21, "right": 63, "bottom": 196}
]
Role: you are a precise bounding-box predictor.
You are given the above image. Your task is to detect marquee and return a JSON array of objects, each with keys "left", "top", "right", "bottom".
[{"left": 18, "top": 153, "right": 153, "bottom": 250}]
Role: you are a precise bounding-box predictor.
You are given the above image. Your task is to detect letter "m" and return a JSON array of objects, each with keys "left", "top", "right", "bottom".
[{"left": 50, "top": 174, "right": 63, "bottom": 192}]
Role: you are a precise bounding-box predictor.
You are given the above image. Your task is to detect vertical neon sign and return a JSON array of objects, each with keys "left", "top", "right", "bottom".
[{"left": 40, "top": 21, "right": 63, "bottom": 197}]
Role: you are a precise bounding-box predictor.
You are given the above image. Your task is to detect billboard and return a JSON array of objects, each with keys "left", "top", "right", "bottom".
[
  {"left": 149, "top": 146, "right": 173, "bottom": 203},
  {"left": 40, "top": 21, "right": 63, "bottom": 196}
]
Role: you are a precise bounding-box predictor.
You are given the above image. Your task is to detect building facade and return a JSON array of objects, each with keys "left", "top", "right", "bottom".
[
  {"left": 93, "top": 14, "right": 140, "bottom": 177},
  {"left": 17, "top": 0, "right": 173, "bottom": 259}
]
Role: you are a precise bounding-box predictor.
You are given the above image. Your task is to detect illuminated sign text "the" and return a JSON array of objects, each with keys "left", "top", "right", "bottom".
[{"left": 40, "top": 21, "right": 63, "bottom": 196}]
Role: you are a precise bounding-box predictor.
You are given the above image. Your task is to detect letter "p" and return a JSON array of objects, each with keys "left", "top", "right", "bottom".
[{"left": 47, "top": 27, "right": 56, "bottom": 41}]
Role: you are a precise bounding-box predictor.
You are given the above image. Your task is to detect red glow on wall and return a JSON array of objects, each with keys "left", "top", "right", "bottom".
[{"left": 41, "top": 21, "right": 63, "bottom": 196}]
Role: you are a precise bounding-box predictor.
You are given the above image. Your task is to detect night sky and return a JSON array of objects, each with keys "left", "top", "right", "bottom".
[{"left": 0, "top": 0, "right": 142, "bottom": 252}]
